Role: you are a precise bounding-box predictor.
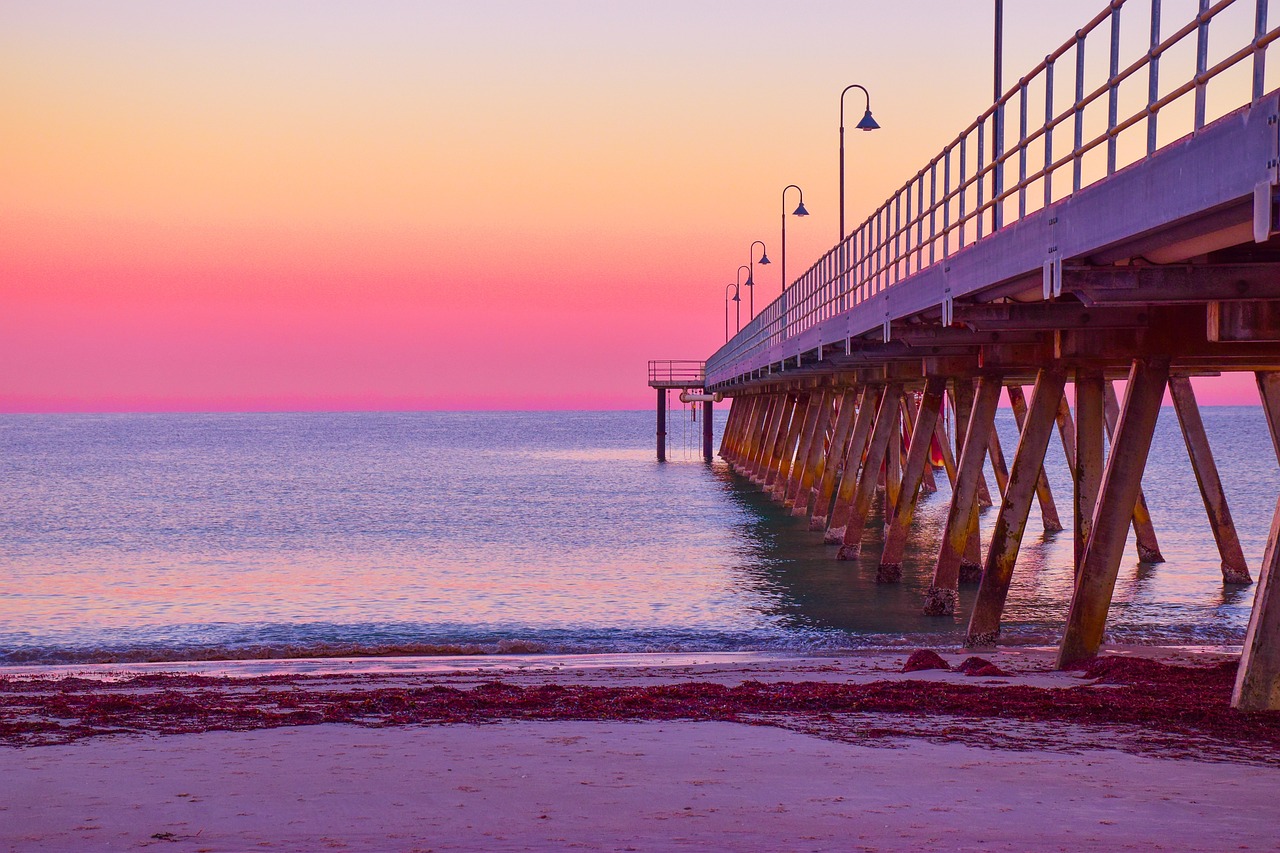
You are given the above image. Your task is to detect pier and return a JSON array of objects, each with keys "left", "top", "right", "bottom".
[{"left": 658, "top": 0, "right": 1280, "bottom": 709}]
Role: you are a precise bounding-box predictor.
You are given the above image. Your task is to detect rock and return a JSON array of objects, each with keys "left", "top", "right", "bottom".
[
  {"left": 957, "top": 656, "right": 1006, "bottom": 677},
  {"left": 902, "top": 649, "right": 951, "bottom": 672}
]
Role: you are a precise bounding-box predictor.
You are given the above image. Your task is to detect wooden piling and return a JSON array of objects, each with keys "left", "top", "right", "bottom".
[
  {"left": 1058, "top": 358, "right": 1170, "bottom": 669},
  {"left": 656, "top": 388, "right": 667, "bottom": 463},
  {"left": 702, "top": 399, "right": 714, "bottom": 462},
  {"left": 925, "top": 375, "right": 1002, "bottom": 614},
  {"left": 791, "top": 390, "right": 833, "bottom": 513},
  {"left": 826, "top": 385, "right": 882, "bottom": 544},
  {"left": 784, "top": 392, "right": 825, "bottom": 507},
  {"left": 1071, "top": 371, "right": 1106, "bottom": 574},
  {"left": 811, "top": 388, "right": 860, "bottom": 530},
  {"left": 1233, "top": 371, "right": 1280, "bottom": 710},
  {"left": 773, "top": 394, "right": 812, "bottom": 501},
  {"left": 878, "top": 377, "right": 947, "bottom": 582},
  {"left": 765, "top": 394, "right": 799, "bottom": 489},
  {"left": 1168, "top": 376, "right": 1251, "bottom": 584},
  {"left": 752, "top": 395, "right": 786, "bottom": 483},
  {"left": 837, "top": 383, "right": 903, "bottom": 560},
  {"left": 967, "top": 369, "right": 1067, "bottom": 645}
]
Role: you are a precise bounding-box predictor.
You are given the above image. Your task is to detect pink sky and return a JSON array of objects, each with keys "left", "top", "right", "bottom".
[{"left": 0, "top": 1, "right": 1267, "bottom": 411}]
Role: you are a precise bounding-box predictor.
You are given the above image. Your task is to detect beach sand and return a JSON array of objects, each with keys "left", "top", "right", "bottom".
[{"left": 3, "top": 648, "right": 1278, "bottom": 851}]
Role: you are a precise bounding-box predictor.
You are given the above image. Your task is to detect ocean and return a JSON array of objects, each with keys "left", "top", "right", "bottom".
[{"left": 0, "top": 407, "right": 1270, "bottom": 666}]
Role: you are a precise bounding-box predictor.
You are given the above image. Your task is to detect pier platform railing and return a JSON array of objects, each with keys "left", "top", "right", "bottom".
[
  {"left": 707, "top": 0, "right": 1280, "bottom": 386},
  {"left": 648, "top": 360, "right": 706, "bottom": 389}
]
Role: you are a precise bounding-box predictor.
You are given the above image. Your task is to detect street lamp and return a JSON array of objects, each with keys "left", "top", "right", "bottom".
[
  {"left": 839, "top": 84, "right": 880, "bottom": 241},
  {"left": 748, "top": 240, "right": 770, "bottom": 319},
  {"left": 780, "top": 185, "right": 808, "bottom": 332},
  {"left": 724, "top": 282, "right": 741, "bottom": 343},
  {"left": 736, "top": 265, "right": 753, "bottom": 322}
]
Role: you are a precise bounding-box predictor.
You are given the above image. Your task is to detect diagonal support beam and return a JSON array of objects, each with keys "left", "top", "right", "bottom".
[
  {"left": 784, "top": 392, "right": 825, "bottom": 507},
  {"left": 837, "top": 383, "right": 903, "bottom": 560},
  {"left": 771, "top": 394, "right": 810, "bottom": 499},
  {"left": 1168, "top": 376, "right": 1252, "bottom": 585},
  {"left": 925, "top": 375, "right": 1003, "bottom": 615},
  {"left": 878, "top": 377, "right": 947, "bottom": 582},
  {"left": 1007, "top": 385, "right": 1065, "bottom": 533},
  {"left": 826, "top": 386, "right": 882, "bottom": 544},
  {"left": 789, "top": 390, "right": 833, "bottom": 512},
  {"left": 1058, "top": 358, "right": 1171, "bottom": 668},
  {"left": 812, "top": 388, "right": 861, "bottom": 531},
  {"left": 1234, "top": 371, "right": 1280, "bottom": 709},
  {"left": 1104, "top": 381, "right": 1165, "bottom": 563},
  {"left": 967, "top": 369, "right": 1067, "bottom": 645}
]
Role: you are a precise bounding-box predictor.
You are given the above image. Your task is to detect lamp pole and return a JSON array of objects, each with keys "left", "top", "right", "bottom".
[
  {"left": 993, "top": 0, "right": 1004, "bottom": 231},
  {"left": 724, "top": 283, "right": 740, "bottom": 342},
  {"left": 780, "top": 184, "right": 808, "bottom": 316},
  {"left": 748, "top": 240, "right": 769, "bottom": 319},
  {"left": 736, "top": 265, "right": 753, "bottom": 324},
  {"left": 839, "top": 84, "right": 880, "bottom": 241}
]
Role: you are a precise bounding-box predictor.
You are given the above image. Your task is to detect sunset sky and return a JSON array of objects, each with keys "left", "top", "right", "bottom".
[{"left": 1, "top": 0, "right": 1263, "bottom": 411}]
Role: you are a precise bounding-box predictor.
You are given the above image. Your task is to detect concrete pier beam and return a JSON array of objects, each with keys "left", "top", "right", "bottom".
[
  {"left": 1058, "top": 358, "right": 1170, "bottom": 669},
  {"left": 967, "top": 369, "right": 1067, "bottom": 645},
  {"left": 1168, "top": 376, "right": 1252, "bottom": 585}
]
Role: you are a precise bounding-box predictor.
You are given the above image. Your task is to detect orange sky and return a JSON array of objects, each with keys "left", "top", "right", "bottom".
[{"left": 1, "top": 1, "right": 1265, "bottom": 410}]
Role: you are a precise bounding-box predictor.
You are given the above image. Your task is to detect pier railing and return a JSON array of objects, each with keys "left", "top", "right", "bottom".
[
  {"left": 648, "top": 360, "right": 706, "bottom": 388},
  {"left": 707, "top": 0, "right": 1280, "bottom": 384}
]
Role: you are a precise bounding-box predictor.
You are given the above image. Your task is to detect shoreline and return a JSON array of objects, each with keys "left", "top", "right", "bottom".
[{"left": 4, "top": 645, "right": 1278, "bottom": 851}]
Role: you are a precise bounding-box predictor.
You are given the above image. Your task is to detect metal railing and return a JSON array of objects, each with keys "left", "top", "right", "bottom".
[
  {"left": 648, "top": 360, "right": 706, "bottom": 386},
  {"left": 708, "top": 0, "right": 1279, "bottom": 383}
]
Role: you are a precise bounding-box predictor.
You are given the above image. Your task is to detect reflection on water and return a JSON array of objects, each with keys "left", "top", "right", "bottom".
[{"left": 0, "top": 407, "right": 1269, "bottom": 663}]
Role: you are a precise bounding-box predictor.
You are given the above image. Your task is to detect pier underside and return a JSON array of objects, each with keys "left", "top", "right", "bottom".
[{"left": 717, "top": 285, "right": 1280, "bottom": 710}]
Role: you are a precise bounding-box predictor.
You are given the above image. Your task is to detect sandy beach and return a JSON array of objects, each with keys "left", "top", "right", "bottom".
[{"left": 3, "top": 647, "right": 1279, "bottom": 851}]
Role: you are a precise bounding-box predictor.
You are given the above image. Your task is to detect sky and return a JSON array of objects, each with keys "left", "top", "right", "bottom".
[{"left": 0, "top": 0, "right": 1267, "bottom": 411}]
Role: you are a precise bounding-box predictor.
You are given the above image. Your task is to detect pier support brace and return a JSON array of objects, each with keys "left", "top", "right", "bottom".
[
  {"left": 754, "top": 395, "right": 786, "bottom": 483},
  {"left": 1168, "top": 376, "right": 1252, "bottom": 584},
  {"left": 878, "top": 377, "right": 947, "bottom": 582},
  {"left": 1234, "top": 371, "right": 1280, "bottom": 709},
  {"left": 1058, "top": 358, "right": 1170, "bottom": 669},
  {"left": 783, "top": 393, "right": 824, "bottom": 507},
  {"left": 1007, "top": 385, "right": 1065, "bottom": 533},
  {"left": 827, "top": 385, "right": 881, "bottom": 544},
  {"left": 812, "top": 388, "right": 860, "bottom": 531},
  {"left": 1104, "top": 381, "right": 1165, "bottom": 563},
  {"left": 967, "top": 369, "right": 1067, "bottom": 645},
  {"left": 838, "top": 383, "right": 903, "bottom": 560},
  {"left": 791, "top": 390, "right": 833, "bottom": 513},
  {"left": 926, "top": 375, "right": 1002, "bottom": 615}
]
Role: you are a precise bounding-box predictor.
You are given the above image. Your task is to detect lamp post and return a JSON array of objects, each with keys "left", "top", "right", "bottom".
[
  {"left": 839, "top": 84, "right": 880, "bottom": 241},
  {"left": 748, "top": 240, "right": 770, "bottom": 319},
  {"left": 781, "top": 185, "right": 808, "bottom": 339},
  {"left": 736, "top": 265, "right": 753, "bottom": 323},
  {"left": 724, "top": 282, "right": 740, "bottom": 343}
]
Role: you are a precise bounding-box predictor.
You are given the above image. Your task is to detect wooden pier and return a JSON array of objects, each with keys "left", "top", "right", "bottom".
[{"left": 662, "top": 0, "right": 1280, "bottom": 709}]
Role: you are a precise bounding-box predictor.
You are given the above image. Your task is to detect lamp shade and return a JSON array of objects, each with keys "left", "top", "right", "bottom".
[
  {"left": 757, "top": 251, "right": 771, "bottom": 265},
  {"left": 793, "top": 201, "right": 810, "bottom": 217},
  {"left": 857, "top": 109, "right": 880, "bottom": 131}
]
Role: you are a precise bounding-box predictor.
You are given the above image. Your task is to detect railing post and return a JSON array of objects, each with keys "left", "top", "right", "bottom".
[
  {"left": 1255, "top": 0, "right": 1270, "bottom": 101},
  {"left": 1107, "top": 3, "right": 1121, "bottom": 175},
  {"left": 1148, "top": 0, "right": 1162, "bottom": 155},
  {"left": 977, "top": 117, "right": 986, "bottom": 239},
  {"left": 1195, "top": 0, "right": 1210, "bottom": 130},
  {"left": 959, "top": 136, "right": 968, "bottom": 245},
  {"left": 1045, "top": 58, "right": 1055, "bottom": 207},
  {"left": 1018, "top": 79, "right": 1028, "bottom": 218},
  {"left": 1074, "top": 30, "right": 1086, "bottom": 192}
]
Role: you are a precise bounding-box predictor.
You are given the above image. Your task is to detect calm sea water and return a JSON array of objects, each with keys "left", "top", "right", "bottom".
[{"left": 0, "top": 408, "right": 1270, "bottom": 665}]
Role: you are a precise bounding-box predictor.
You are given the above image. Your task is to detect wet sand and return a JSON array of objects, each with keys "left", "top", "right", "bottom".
[{"left": 3, "top": 647, "right": 1278, "bottom": 851}]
